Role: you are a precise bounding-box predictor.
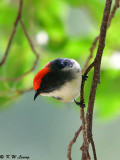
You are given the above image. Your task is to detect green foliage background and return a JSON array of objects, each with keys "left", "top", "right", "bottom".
[{"left": 0, "top": 0, "right": 120, "bottom": 120}]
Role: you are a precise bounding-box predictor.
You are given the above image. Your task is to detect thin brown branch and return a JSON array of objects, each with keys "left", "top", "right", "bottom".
[
  {"left": 80, "top": 62, "right": 94, "bottom": 105},
  {"left": 107, "top": 0, "right": 119, "bottom": 27},
  {"left": 67, "top": 126, "right": 82, "bottom": 160},
  {"left": 71, "top": 77, "right": 91, "bottom": 159},
  {"left": 0, "top": 0, "right": 23, "bottom": 66},
  {"left": 81, "top": 145, "right": 87, "bottom": 160},
  {"left": 91, "top": 139, "right": 97, "bottom": 160},
  {"left": 78, "top": 74, "right": 91, "bottom": 160},
  {"left": 68, "top": 0, "right": 119, "bottom": 159},
  {"left": 0, "top": 2, "right": 40, "bottom": 82},
  {"left": 81, "top": 0, "right": 119, "bottom": 73},
  {"left": 78, "top": 0, "right": 117, "bottom": 159},
  {"left": 80, "top": 143, "right": 90, "bottom": 160},
  {"left": 20, "top": 19, "right": 39, "bottom": 59},
  {"left": 0, "top": 20, "right": 40, "bottom": 82},
  {"left": 86, "top": 0, "right": 112, "bottom": 159},
  {"left": 81, "top": 36, "right": 99, "bottom": 74},
  {"left": 80, "top": 107, "right": 90, "bottom": 160}
]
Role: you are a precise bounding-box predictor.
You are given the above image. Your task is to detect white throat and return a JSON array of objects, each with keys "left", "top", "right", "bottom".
[{"left": 41, "top": 71, "right": 82, "bottom": 102}]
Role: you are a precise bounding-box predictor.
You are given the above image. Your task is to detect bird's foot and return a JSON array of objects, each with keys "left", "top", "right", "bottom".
[
  {"left": 74, "top": 99, "right": 86, "bottom": 108},
  {"left": 82, "top": 74, "right": 88, "bottom": 81}
]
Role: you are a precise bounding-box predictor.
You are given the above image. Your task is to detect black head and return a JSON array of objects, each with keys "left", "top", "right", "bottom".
[{"left": 49, "top": 58, "right": 74, "bottom": 71}]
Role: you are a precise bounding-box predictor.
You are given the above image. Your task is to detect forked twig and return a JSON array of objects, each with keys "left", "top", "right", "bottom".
[
  {"left": 67, "top": 126, "right": 82, "bottom": 160},
  {"left": 86, "top": 0, "right": 112, "bottom": 160},
  {"left": 81, "top": 0, "right": 119, "bottom": 73},
  {"left": 0, "top": 0, "right": 40, "bottom": 82},
  {"left": 68, "top": 0, "right": 119, "bottom": 159}
]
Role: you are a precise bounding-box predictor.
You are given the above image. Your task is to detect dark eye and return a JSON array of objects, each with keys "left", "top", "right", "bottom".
[
  {"left": 63, "top": 61, "right": 68, "bottom": 67},
  {"left": 64, "top": 60, "right": 73, "bottom": 68},
  {"left": 58, "top": 61, "right": 66, "bottom": 69},
  {"left": 58, "top": 60, "right": 73, "bottom": 69},
  {"left": 55, "top": 59, "right": 73, "bottom": 70},
  {"left": 68, "top": 62, "right": 73, "bottom": 68}
]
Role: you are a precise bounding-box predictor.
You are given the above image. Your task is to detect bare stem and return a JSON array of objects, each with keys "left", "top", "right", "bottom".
[
  {"left": 86, "top": 0, "right": 112, "bottom": 159},
  {"left": 81, "top": 0, "right": 119, "bottom": 73},
  {"left": 70, "top": 0, "right": 117, "bottom": 160},
  {"left": 0, "top": 0, "right": 23, "bottom": 66},
  {"left": 0, "top": 0, "right": 40, "bottom": 82},
  {"left": 67, "top": 126, "right": 82, "bottom": 160},
  {"left": 80, "top": 107, "right": 90, "bottom": 160}
]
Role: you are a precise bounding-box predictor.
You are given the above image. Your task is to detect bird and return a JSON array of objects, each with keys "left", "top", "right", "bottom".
[{"left": 33, "top": 58, "right": 82, "bottom": 103}]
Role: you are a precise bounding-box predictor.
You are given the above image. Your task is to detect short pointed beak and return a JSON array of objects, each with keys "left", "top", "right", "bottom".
[{"left": 34, "top": 90, "right": 40, "bottom": 101}]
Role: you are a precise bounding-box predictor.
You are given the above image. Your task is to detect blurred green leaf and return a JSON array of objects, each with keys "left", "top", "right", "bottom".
[{"left": 0, "top": 0, "right": 120, "bottom": 121}]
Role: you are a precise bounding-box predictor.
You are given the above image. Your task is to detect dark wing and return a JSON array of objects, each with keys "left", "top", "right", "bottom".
[{"left": 39, "top": 70, "right": 75, "bottom": 93}]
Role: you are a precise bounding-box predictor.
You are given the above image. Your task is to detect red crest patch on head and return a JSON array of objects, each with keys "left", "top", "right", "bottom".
[{"left": 33, "top": 64, "right": 51, "bottom": 91}]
